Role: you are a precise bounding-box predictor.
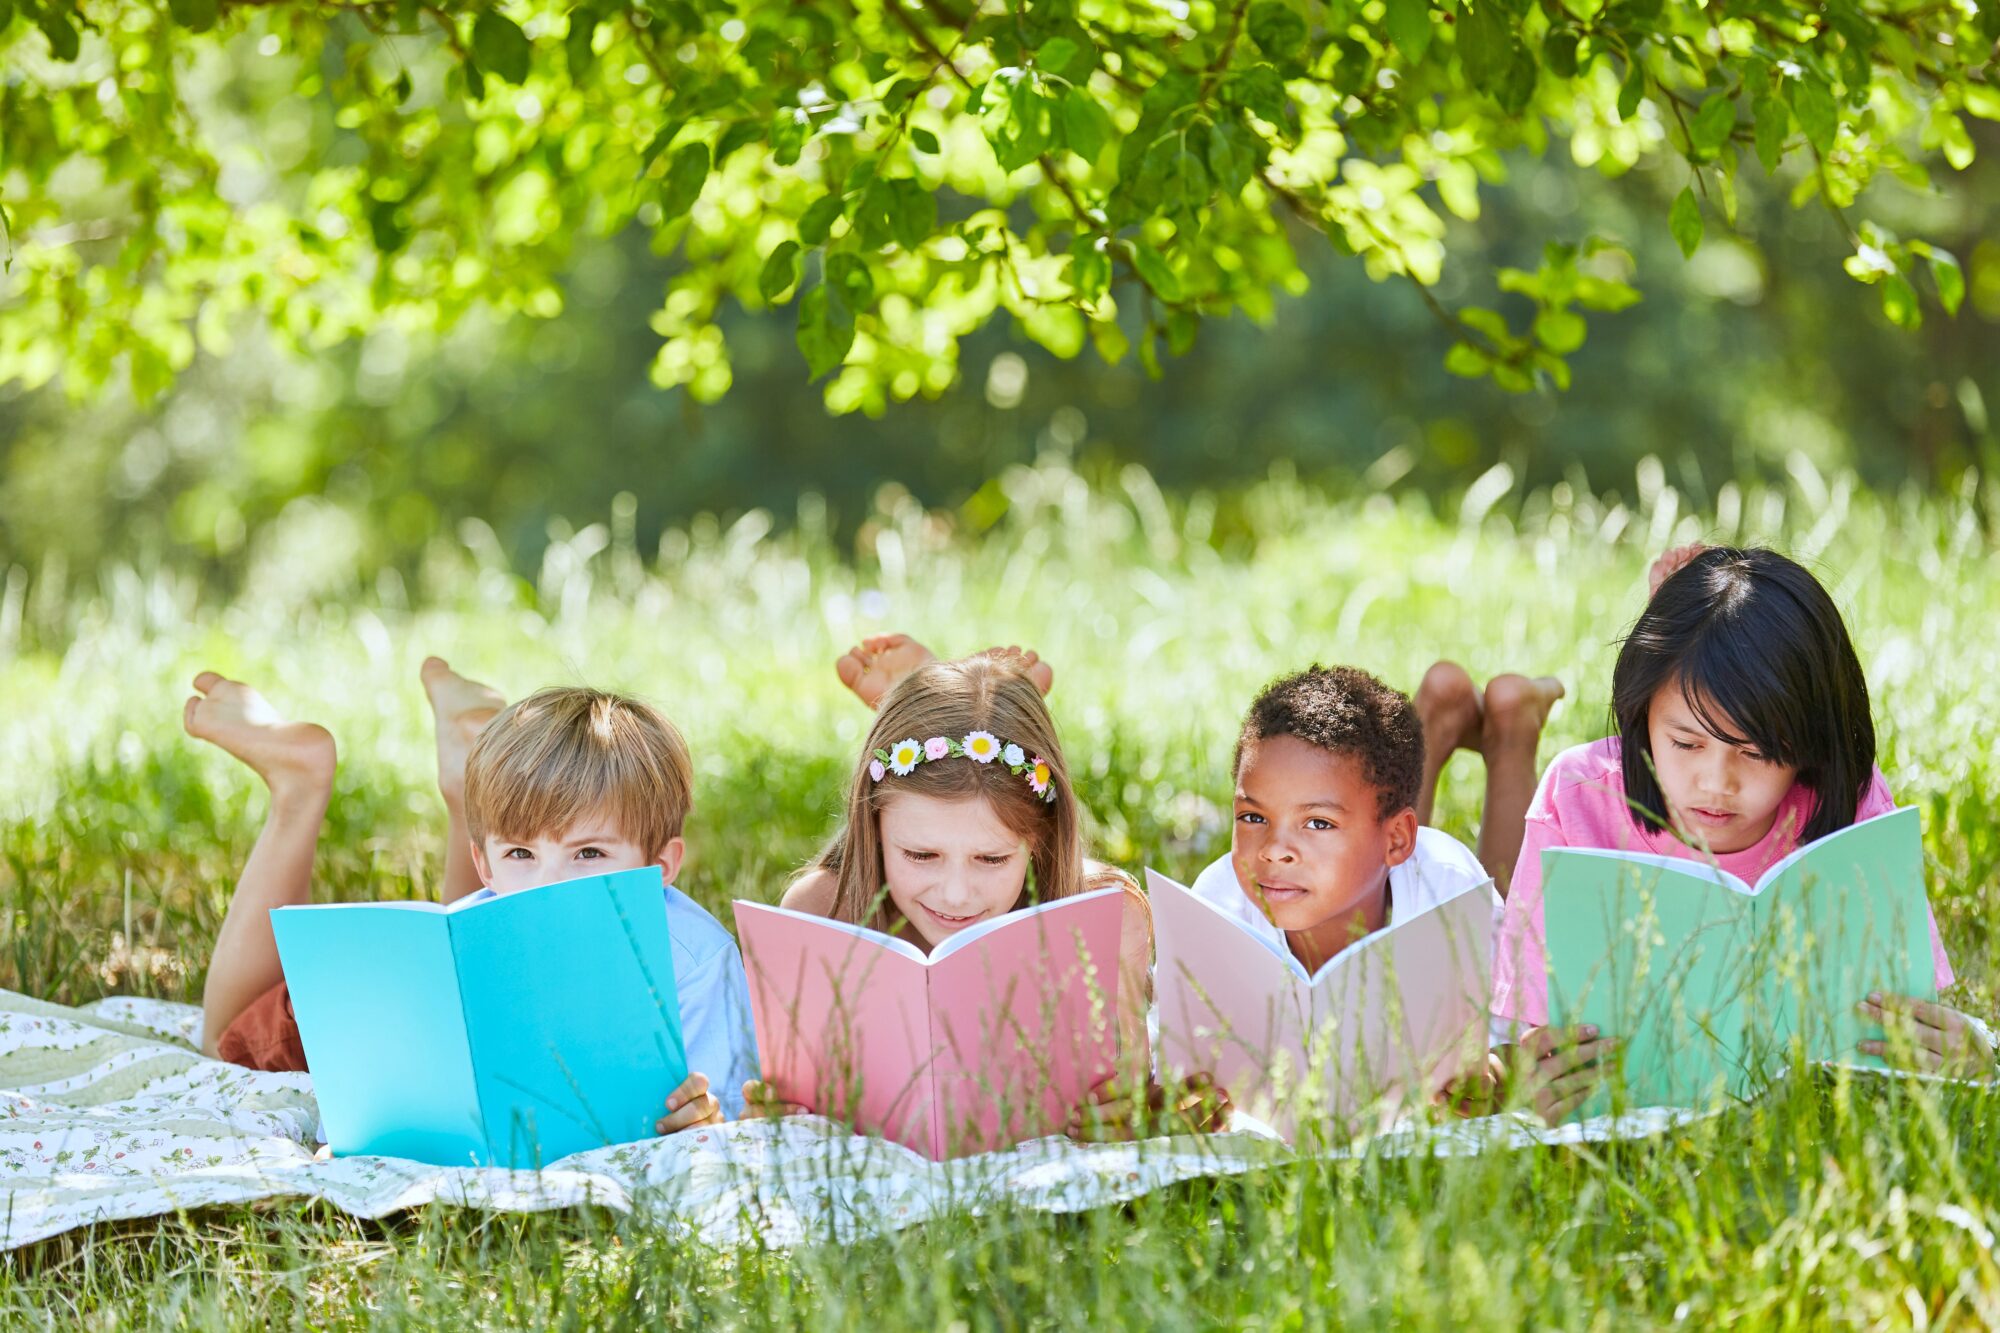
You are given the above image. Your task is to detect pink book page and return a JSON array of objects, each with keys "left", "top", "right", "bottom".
[
  {"left": 732, "top": 902, "right": 937, "bottom": 1156},
  {"left": 1148, "top": 869, "right": 1313, "bottom": 1125},
  {"left": 925, "top": 889, "right": 1125, "bottom": 1159}
]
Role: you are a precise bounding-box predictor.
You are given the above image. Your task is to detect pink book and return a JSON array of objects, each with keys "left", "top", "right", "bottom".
[
  {"left": 733, "top": 888, "right": 1125, "bottom": 1160},
  {"left": 1149, "top": 868, "right": 1494, "bottom": 1141}
]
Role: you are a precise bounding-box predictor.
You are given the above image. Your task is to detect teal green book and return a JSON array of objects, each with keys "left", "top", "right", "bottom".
[
  {"left": 270, "top": 866, "right": 686, "bottom": 1169},
  {"left": 1542, "top": 807, "right": 1935, "bottom": 1112}
]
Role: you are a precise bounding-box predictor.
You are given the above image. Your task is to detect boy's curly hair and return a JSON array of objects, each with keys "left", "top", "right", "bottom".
[{"left": 1232, "top": 665, "right": 1424, "bottom": 819}]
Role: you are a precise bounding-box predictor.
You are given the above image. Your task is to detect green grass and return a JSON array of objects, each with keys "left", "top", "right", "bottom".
[{"left": 3, "top": 459, "right": 1998, "bottom": 1328}]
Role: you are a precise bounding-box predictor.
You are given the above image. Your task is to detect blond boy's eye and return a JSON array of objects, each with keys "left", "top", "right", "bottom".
[
  {"left": 578, "top": 847, "right": 605, "bottom": 858},
  {"left": 503, "top": 848, "right": 532, "bottom": 859}
]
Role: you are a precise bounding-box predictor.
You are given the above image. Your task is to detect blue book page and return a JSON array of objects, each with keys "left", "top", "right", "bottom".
[
  {"left": 270, "top": 903, "right": 487, "bottom": 1164},
  {"left": 449, "top": 867, "right": 687, "bottom": 1169},
  {"left": 1752, "top": 807, "right": 1935, "bottom": 1076}
]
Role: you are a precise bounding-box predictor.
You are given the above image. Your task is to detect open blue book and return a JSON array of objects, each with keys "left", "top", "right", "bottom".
[
  {"left": 271, "top": 866, "right": 686, "bottom": 1169},
  {"left": 1542, "top": 806, "right": 1935, "bottom": 1112}
]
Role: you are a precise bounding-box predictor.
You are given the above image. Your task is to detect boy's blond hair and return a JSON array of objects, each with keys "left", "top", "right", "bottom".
[{"left": 463, "top": 686, "right": 692, "bottom": 855}]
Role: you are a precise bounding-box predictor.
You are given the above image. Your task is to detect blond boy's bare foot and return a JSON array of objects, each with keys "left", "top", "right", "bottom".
[
  {"left": 971, "top": 645, "right": 1055, "bottom": 697},
  {"left": 182, "top": 673, "right": 336, "bottom": 807},
  {"left": 1416, "top": 661, "right": 1485, "bottom": 756},
  {"left": 836, "top": 634, "right": 939, "bottom": 709},
  {"left": 421, "top": 656, "right": 506, "bottom": 807},
  {"left": 1481, "top": 674, "right": 1565, "bottom": 752},
  {"left": 1648, "top": 544, "right": 1709, "bottom": 598}
]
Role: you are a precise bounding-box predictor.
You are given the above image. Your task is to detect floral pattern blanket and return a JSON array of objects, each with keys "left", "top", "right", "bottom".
[{"left": 0, "top": 990, "right": 1706, "bottom": 1251}]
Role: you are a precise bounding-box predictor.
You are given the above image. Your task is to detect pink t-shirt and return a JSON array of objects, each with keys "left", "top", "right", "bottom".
[{"left": 1491, "top": 736, "right": 1955, "bottom": 1027}]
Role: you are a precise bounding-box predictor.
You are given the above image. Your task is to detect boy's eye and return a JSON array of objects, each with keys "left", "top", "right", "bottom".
[
  {"left": 577, "top": 847, "right": 605, "bottom": 859},
  {"left": 1235, "top": 812, "right": 1266, "bottom": 825},
  {"left": 503, "top": 848, "right": 533, "bottom": 860},
  {"left": 1306, "top": 818, "right": 1334, "bottom": 831}
]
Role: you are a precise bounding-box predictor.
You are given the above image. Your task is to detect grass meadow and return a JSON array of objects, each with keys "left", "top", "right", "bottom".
[{"left": 2, "top": 458, "right": 1998, "bottom": 1328}]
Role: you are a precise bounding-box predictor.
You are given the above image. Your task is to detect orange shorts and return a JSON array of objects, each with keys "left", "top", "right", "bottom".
[{"left": 215, "top": 980, "right": 309, "bottom": 1072}]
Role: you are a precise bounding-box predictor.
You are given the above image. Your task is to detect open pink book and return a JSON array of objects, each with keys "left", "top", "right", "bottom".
[
  {"left": 733, "top": 888, "right": 1125, "bottom": 1160},
  {"left": 1149, "top": 868, "right": 1494, "bottom": 1141}
]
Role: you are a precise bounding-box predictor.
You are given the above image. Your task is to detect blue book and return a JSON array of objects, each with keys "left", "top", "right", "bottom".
[{"left": 270, "top": 866, "right": 686, "bottom": 1169}]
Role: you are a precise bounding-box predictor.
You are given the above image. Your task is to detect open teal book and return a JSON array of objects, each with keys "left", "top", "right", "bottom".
[
  {"left": 271, "top": 866, "right": 686, "bottom": 1169},
  {"left": 1542, "top": 807, "right": 1935, "bottom": 1112}
]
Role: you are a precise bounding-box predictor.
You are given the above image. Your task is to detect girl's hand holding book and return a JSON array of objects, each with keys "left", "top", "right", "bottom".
[
  {"left": 1857, "top": 993, "right": 1998, "bottom": 1076},
  {"left": 1513, "top": 1025, "right": 1622, "bottom": 1126},
  {"left": 740, "top": 1079, "right": 811, "bottom": 1119},
  {"left": 1064, "top": 1073, "right": 1233, "bottom": 1142},
  {"left": 654, "top": 1072, "right": 725, "bottom": 1135}
]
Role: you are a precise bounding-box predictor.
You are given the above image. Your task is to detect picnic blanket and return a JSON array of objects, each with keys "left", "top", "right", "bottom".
[{"left": 0, "top": 990, "right": 1708, "bottom": 1251}]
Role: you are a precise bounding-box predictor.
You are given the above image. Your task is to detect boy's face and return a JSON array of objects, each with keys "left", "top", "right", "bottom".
[
  {"left": 471, "top": 814, "right": 686, "bottom": 895},
  {"left": 1230, "top": 735, "right": 1416, "bottom": 938},
  {"left": 877, "top": 790, "right": 1031, "bottom": 949},
  {"left": 1646, "top": 686, "right": 1799, "bottom": 855}
]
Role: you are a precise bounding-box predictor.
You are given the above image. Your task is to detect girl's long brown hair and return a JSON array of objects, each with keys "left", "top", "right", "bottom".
[{"left": 810, "top": 656, "right": 1135, "bottom": 934}]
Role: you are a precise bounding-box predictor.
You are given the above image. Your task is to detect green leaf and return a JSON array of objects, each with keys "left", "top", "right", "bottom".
[
  {"left": 1387, "top": 0, "right": 1432, "bottom": 61},
  {"left": 798, "top": 192, "right": 845, "bottom": 245},
  {"left": 1929, "top": 249, "right": 1964, "bottom": 316},
  {"left": 1444, "top": 342, "right": 1490, "bottom": 378},
  {"left": 1130, "top": 245, "right": 1184, "bottom": 301},
  {"left": 759, "top": 240, "right": 802, "bottom": 302},
  {"left": 1617, "top": 56, "right": 1645, "bottom": 121},
  {"left": 168, "top": 0, "right": 218, "bottom": 34},
  {"left": 565, "top": 7, "right": 599, "bottom": 81},
  {"left": 462, "top": 58, "right": 487, "bottom": 101},
  {"left": 1881, "top": 272, "right": 1919, "bottom": 328},
  {"left": 1458, "top": 0, "right": 1513, "bottom": 89},
  {"left": 1036, "top": 37, "right": 1080, "bottom": 72},
  {"left": 885, "top": 177, "right": 935, "bottom": 250},
  {"left": 369, "top": 199, "right": 408, "bottom": 254},
  {"left": 1790, "top": 79, "right": 1838, "bottom": 154},
  {"left": 1964, "top": 85, "right": 2000, "bottom": 123},
  {"left": 910, "top": 126, "right": 941, "bottom": 155},
  {"left": 796, "top": 283, "right": 855, "bottom": 378},
  {"left": 37, "top": 9, "right": 79, "bottom": 61},
  {"left": 1533, "top": 307, "right": 1587, "bottom": 353},
  {"left": 1752, "top": 94, "right": 1787, "bottom": 176},
  {"left": 0, "top": 0, "right": 14, "bottom": 33},
  {"left": 658, "top": 143, "right": 710, "bottom": 221},
  {"left": 472, "top": 10, "right": 532, "bottom": 85},
  {"left": 1542, "top": 29, "right": 1578, "bottom": 80},
  {"left": 1248, "top": 1, "right": 1307, "bottom": 60},
  {"left": 640, "top": 120, "right": 685, "bottom": 172},
  {"left": 1670, "top": 184, "right": 1702, "bottom": 257},
  {"left": 714, "top": 119, "right": 763, "bottom": 165},
  {"left": 1069, "top": 235, "right": 1110, "bottom": 303},
  {"left": 1059, "top": 89, "right": 1111, "bottom": 164},
  {"left": 1689, "top": 94, "right": 1736, "bottom": 158},
  {"left": 982, "top": 70, "right": 1054, "bottom": 172},
  {"left": 825, "top": 252, "right": 875, "bottom": 309}
]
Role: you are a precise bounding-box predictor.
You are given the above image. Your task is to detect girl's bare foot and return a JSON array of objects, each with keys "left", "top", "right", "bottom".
[
  {"left": 421, "top": 656, "right": 506, "bottom": 807},
  {"left": 1481, "top": 674, "right": 1565, "bottom": 752},
  {"left": 971, "top": 645, "right": 1055, "bottom": 697},
  {"left": 1648, "top": 544, "right": 1709, "bottom": 598},
  {"left": 836, "top": 634, "right": 939, "bottom": 709},
  {"left": 182, "top": 673, "right": 336, "bottom": 806},
  {"left": 1415, "top": 661, "right": 1485, "bottom": 757}
]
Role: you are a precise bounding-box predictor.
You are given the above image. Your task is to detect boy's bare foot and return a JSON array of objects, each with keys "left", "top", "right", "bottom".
[
  {"left": 970, "top": 645, "right": 1055, "bottom": 697},
  {"left": 1481, "top": 674, "right": 1565, "bottom": 751},
  {"left": 1415, "top": 661, "right": 1485, "bottom": 757},
  {"left": 421, "top": 657, "right": 506, "bottom": 807},
  {"left": 182, "top": 673, "right": 336, "bottom": 806},
  {"left": 836, "top": 634, "right": 939, "bottom": 709},
  {"left": 1648, "top": 543, "right": 1709, "bottom": 598}
]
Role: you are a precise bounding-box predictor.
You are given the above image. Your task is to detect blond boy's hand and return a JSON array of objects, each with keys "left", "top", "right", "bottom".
[
  {"left": 1515, "top": 1025, "right": 1621, "bottom": 1126},
  {"left": 1858, "top": 993, "right": 1998, "bottom": 1077},
  {"left": 654, "top": 1071, "right": 724, "bottom": 1135},
  {"left": 1064, "top": 1073, "right": 1233, "bottom": 1142},
  {"left": 740, "top": 1079, "right": 811, "bottom": 1118}
]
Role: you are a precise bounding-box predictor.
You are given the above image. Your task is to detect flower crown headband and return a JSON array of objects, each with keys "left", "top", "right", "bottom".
[{"left": 868, "top": 731, "right": 1057, "bottom": 803}]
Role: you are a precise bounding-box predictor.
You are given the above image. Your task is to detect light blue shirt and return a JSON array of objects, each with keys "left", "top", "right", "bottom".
[{"left": 460, "top": 882, "right": 759, "bottom": 1119}]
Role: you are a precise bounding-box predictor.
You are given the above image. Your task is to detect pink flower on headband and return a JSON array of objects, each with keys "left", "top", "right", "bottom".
[
  {"left": 869, "top": 759, "right": 886, "bottom": 782},
  {"left": 924, "top": 736, "right": 950, "bottom": 760},
  {"left": 1029, "top": 756, "right": 1052, "bottom": 797}
]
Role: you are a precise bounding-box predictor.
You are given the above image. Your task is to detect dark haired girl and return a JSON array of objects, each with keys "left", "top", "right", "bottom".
[{"left": 1491, "top": 546, "right": 1989, "bottom": 1122}]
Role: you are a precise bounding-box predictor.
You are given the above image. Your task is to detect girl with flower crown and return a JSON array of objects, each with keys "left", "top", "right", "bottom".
[{"left": 745, "top": 648, "right": 1229, "bottom": 1138}]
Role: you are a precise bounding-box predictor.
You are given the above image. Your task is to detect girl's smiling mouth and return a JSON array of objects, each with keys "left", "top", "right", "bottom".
[{"left": 918, "top": 902, "right": 989, "bottom": 929}]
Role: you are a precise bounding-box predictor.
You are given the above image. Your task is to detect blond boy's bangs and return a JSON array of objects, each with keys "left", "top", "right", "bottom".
[{"left": 463, "top": 688, "right": 692, "bottom": 857}]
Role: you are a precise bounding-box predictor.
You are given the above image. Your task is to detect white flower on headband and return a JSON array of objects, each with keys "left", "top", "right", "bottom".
[
  {"left": 1001, "top": 742, "right": 1025, "bottom": 768},
  {"left": 963, "top": 731, "right": 1001, "bottom": 763},
  {"left": 888, "top": 738, "right": 924, "bottom": 775},
  {"left": 924, "top": 736, "right": 950, "bottom": 760}
]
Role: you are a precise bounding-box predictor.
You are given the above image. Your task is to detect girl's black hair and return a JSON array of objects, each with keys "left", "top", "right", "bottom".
[{"left": 1611, "top": 546, "right": 1875, "bottom": 845}]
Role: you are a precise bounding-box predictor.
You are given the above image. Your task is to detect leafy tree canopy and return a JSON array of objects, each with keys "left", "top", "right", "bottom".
[{"left": 1, "top": 0, "right": 1994, "bottom": 407}]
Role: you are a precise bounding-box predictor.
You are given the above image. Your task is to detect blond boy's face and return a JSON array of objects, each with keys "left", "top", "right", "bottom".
[{"left": 471, "top": 816, "right": 686, "bottom": 895}]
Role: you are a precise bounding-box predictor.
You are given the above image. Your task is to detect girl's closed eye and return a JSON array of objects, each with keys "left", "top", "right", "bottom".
[
  {"left": 901, "top": 848, "right": 937, "bottom": 862},
  {"left": 977, "top": 851, "right": 1015, "bottom": 865}
]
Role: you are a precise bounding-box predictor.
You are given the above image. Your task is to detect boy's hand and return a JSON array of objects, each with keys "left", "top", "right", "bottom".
[
  {"left": 654, "top": 1072, "right": 724, "bottom": 1135},
  {"left": 1064, "top": 1073, "right": 1233, "bottom": 1142},
  {"left": 1858, "top": 993, "right": 1998, "bottom": 1077},
  {"left": 1514, "top": 1025, "right": 1620, "bottom": 1126},
  {"left": 740, "top": 1079, "right": 811, "bottom": 1119}
]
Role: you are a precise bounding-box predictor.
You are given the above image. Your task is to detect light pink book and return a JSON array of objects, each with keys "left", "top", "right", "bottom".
[
  {"left": 733, "top": 888, "right": 1124, "bottom": 1160},
  {"left": 1149, "top": 868, "right": 1494, "bottom": 1141}
]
